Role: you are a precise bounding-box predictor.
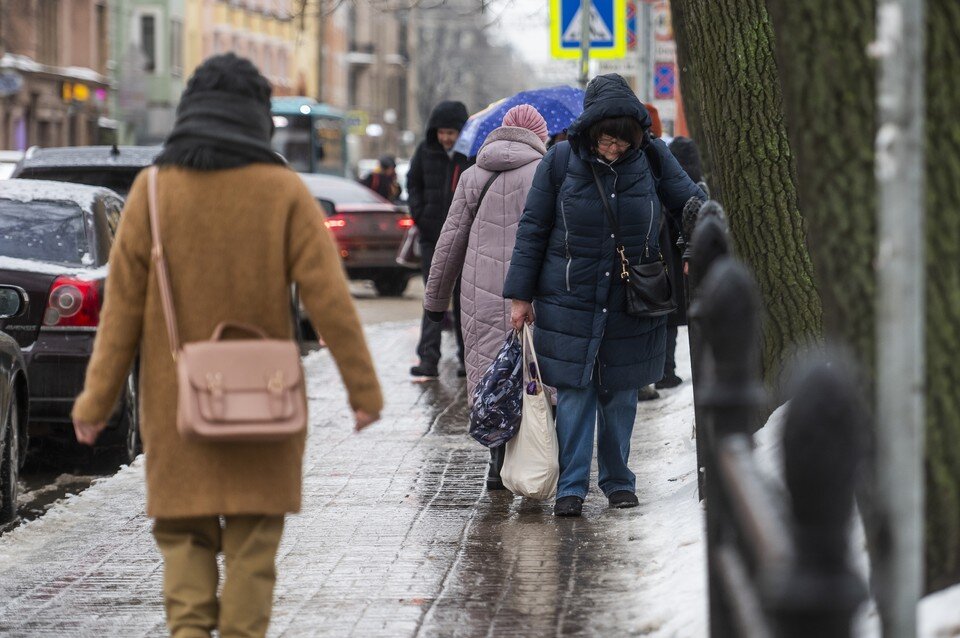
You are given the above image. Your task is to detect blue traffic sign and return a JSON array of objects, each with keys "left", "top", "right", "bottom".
[{"left": 551, "top": 0, "right": 627, "bottom": 60}]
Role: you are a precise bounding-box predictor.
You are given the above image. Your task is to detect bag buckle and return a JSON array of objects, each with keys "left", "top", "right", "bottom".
[
  {"left": 206, "top": 372, "right": 223, "bottom": 397},
  {"left": 268, "top": 371, "right": 285, "bottom": 395},
  {"left": 617, "top": 245, "right": 630, "bottom": 280}
]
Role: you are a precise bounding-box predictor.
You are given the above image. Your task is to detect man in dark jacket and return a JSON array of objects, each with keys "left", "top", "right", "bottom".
[
  {"left": 407, "top": 100, "right": 471, "bottom": 378},
  {"left": 360, "top": 155, "right": 401, "bottom": 201},
  {"left": 657, "top": 136, "right": 704, "bottom": 389}
]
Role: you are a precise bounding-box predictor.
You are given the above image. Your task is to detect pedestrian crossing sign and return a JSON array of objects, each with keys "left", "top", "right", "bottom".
[{"left": 551, "top": 0, "right": 628, "bottom": 60}]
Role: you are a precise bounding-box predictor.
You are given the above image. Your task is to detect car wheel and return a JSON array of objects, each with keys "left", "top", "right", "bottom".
[
  {"left": 373, "top": 273, "right": 409, "bottom": 297},
  {"left": 0, "top": 395, "right": 20, "bottom": 524},
  {"left": 111, "top": 371, "right": 141, "bottom": 464}
]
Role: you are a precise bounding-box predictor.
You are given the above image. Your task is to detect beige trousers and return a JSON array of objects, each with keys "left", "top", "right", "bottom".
[{"left": 152, "top": 515, "right": 285, "bottom": 638}]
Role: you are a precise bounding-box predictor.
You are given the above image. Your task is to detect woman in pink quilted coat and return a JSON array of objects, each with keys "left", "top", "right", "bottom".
[{"left": 424, "top": 104, "right": 548, "bottom": 490}]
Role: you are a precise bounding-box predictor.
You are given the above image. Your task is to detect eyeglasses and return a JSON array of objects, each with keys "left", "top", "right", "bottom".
[{"left": 596, "top": 137, "right": 630, "bottom": 150}]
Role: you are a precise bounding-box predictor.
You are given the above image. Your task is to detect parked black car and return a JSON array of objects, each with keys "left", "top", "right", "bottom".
[
  {"left": 0, "top": 180, "right": 139, "bottom": 462},
  {"left": 0, "top": 286, "right": 29, "bottom": 523},
  {"left": 12, "top": 145, "right": 161, "bottom": 196}
]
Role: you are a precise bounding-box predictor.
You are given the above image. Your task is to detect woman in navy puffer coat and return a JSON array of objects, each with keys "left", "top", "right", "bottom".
[{"left": 503, "top": 74, "right": 703, "bottom": 517}]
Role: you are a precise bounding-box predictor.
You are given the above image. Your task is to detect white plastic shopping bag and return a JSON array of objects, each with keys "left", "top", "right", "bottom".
[{"left": 501, "top": 326, "right": 559, "bottom": 500}]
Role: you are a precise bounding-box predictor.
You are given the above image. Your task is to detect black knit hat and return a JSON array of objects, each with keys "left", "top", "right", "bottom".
[{"left": 156, "top": 53, "right": 283, "bottom": 170}]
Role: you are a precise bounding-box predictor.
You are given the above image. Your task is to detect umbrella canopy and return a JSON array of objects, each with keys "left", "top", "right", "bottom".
[{"left": 453, "top": 86, "right": 585, "bottom": 158}]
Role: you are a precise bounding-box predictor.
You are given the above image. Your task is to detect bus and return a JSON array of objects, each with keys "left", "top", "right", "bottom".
[{"left": 270, "top": 97, "right": 348, "bottom": 177}]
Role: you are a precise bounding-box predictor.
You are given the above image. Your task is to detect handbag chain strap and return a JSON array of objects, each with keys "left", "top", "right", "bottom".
[
  {"left": 146, "top": 167, "right": 182, "bottom": 358},
  {"left": 590, "top": 165, "right": 632, "bottom": 281}
]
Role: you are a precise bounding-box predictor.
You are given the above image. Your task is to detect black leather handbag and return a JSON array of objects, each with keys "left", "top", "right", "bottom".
[{"left": 591, "top": 165, "right": 677, "bottom": 318}]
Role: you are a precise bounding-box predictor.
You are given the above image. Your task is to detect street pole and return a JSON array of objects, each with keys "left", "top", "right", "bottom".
[
  {"left": 317, "top": 0, "right": 326, "bottom": 102},
  {"left": 872, "top": 0, "right": 925, "bottom": 636},
  {"left": 579, "top": 0, "right": 591, "bottom": 89},
  {"left": 638, "top": 0, "right": 653, "bottom": 103}
]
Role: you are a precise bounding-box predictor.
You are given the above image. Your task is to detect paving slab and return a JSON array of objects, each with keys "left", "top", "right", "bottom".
[{"left": 0, "top": 322, "right": 705, "bottom": 637}]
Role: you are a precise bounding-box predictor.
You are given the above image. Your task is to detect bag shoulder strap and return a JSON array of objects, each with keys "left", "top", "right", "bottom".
[
  {"left": 550, "top": 141, "right": 571, "bottom": 193},
  {"left": 642, "top": 133, "right": 667, "bottom": 206},
  {"left": 475, "top": 170, "right": 502, "bottom": 214},
  {"left": 590, "top": 165, "right": 634, "bottom": 281},
  {"left": 146, "top": 167, "right": 182, "bottom": 356},
  {"left": 590, "top": 164, "right": 620, "bottom": 242}
]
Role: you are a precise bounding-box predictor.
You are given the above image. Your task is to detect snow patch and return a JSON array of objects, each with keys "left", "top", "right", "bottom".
[{"left": 0, "top": 255, "right": 107, "bottom": 278}]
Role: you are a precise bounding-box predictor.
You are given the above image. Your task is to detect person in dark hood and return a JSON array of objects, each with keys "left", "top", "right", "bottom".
[
  {"left": 504, "top": 74, "right": 704, "bottom": 517},
  {"left": 360, "top": 155, "right": 401, "bottom": 201},
  {"left": 407, "top": 100, "right": 471, "bottom": 378},
  {"left": 656, "top": 136, "right": 705, "bottom": 389}
]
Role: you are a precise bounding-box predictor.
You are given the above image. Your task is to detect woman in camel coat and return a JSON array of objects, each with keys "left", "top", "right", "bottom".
[{"left": 71, "top": 54, "right": 382, "bottom": 638}]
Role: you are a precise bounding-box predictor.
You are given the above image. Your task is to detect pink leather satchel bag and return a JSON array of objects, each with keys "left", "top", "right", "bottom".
[{"left": 146, "top": 167, "right": 307, "bottom": 442}]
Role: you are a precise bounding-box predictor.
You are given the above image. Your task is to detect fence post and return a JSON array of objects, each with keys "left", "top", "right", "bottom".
[
  {"left": 693, "top": 257, "right": 766, "bottom": 638},
  {"left": 765, "top": 356, "right": 869, "bottom": 637},
  {"left": 687, "top": 206, "right": 731, "bottom": 501}
]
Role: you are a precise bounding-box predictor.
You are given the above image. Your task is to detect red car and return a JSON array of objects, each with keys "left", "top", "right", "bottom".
[{"left": 298, "top": 173, "right": 416, "bottom": 297}]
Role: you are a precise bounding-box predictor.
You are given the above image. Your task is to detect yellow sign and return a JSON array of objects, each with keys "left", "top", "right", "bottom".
[
  {"left": 61, "top": 83, "right": 90, "bottom": 102},
  {"left": 346, "top": 110, "right": 369, "bottom": 136},
  {"left": 550, "top": 0, "right": 627, "bottom": 61}
]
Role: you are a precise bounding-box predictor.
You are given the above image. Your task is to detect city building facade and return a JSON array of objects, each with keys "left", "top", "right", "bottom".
[
  {"left": 0, "top": 0, "right": 112, "bottom": 149},
  {"left": 113, "top": 0, "right": 186, "bottom": 143}
]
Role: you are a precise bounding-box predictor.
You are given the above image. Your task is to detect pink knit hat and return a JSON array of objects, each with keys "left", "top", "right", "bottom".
[{"left": 502, "top": 104, "right": 549, "bottom": 142}]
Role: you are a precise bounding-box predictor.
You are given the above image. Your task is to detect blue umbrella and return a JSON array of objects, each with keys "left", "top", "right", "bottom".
[{"left": 453, "top": 86, "right": 585, "bottom": 158}]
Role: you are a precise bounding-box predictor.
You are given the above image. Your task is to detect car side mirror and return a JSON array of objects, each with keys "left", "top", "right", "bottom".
[{"left": 0, "top": 287, "right": 26, "bottom": 320}]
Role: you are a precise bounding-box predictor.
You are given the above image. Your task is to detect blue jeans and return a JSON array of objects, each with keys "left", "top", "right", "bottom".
[{"left": 555, "top": 382, "right": 639, "bottom": 500}]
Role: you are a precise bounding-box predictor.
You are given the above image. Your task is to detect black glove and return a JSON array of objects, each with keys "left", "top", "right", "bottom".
[
  {"left": 426, "top": 310, "right": 445, "bottom": 323},
  {"left": 681, "top": 196, "right": 704, "bottom": 246}
]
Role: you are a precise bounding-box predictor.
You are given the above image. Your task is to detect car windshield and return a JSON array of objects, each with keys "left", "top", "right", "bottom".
[
  {"left": 0, "top": 199, "right": 90, "bottom": 265},
  {"left": 17, "top": 168, "right": 140, "bottom": 196}
]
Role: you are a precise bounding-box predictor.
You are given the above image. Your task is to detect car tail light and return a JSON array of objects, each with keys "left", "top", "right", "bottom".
[
  {"left": 325, "top": 216, "right": 347, "bottom": 230},
  {"left": 397, "top": 217, "right": 415, "bottom": 229},
  {"left": 43, "top": 276, "right": 101, "bottom": 327}
]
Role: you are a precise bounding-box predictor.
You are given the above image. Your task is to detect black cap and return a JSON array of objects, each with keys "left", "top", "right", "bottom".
[{"left": 379, "top": 155, "right": 396, "bottom": 169}]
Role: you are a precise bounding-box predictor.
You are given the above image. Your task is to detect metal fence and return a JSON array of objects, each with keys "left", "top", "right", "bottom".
[{"left": 683, "top": 204, "right": 869, "bottom": 638}]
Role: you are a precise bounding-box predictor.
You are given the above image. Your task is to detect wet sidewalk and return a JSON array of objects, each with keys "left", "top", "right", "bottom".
[{"left": 0, "top": 322, "right": 705, "bottom": 637}]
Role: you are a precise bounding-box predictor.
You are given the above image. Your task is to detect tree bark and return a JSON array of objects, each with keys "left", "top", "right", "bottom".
[
  {"left": 766, "top": 0, "right": 960, "bottom": 593},
  {"left": 671, "top": 0, "right": 823, "bottom": 387},
  {"left": 764, "top": 0, "right": 877, "bottom": 375},
  {"left": 922, "top": 0, "right": 960, "bottom": 592}
]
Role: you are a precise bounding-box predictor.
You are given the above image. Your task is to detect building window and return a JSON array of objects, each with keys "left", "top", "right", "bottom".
[
  {"left": 38, "top": 0, "right": 59, "bottom": 65},
  {"left": 278, "top": 50, "right": 288, "bottom": 82},
  {"left": 96, "top": 4, "right": 108, "bottom": 74},
  {"left": 170, "top": 20, "right": 183, "bottom": 76},
  {"left": 263, "top": 47, "right": 273, "bottom": 79},
  {"left": 140, "top": 15, "right": 157, "bottom": 73}
]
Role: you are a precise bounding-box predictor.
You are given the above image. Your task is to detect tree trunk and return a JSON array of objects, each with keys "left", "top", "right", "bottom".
[
  {"left": 671, "top": 0, "right": 823, "bottom": 387},
  {"left": 922, "top": 0, "right": 960, "bottom": 592},
  {"left": 764, "top": 0, "right": 877, "bottom": 376},
  {"left": 766, "top": 0, "right": 960, "bottom": 593}
]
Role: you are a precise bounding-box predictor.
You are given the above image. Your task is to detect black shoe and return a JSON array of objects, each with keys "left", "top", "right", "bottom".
[
  {"left": 486, "top": 446, "right": 506, "bottom": 491},
  {"left": 608, "top": 490, "right": 639, "bottom": 509},
  {"left": 486, "top": 477, "right": 506, "bottom": 490},
  {"left": 554, "top": 496, "right": 584, "bottom": 517},
  {"left": 457, "top": 365, "right": 467, "bottom": 378},
  {"left": 410, "top": 363, "right": 439, "bottom": 378},
  {"left": 655, "top": 373, "right": 682, "bottom": 389},
  {"left": 638, "top": 385, "right": 660, "bottom": 401}
]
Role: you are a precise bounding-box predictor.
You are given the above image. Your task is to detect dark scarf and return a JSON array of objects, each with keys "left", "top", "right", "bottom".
[{"left": 155, "top": 90, "right": 285, "bottom": 170}]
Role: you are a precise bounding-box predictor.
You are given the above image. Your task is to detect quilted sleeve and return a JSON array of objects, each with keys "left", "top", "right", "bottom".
[{"left": 503, "top": 147, "right": 558, "bottom": 302}]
